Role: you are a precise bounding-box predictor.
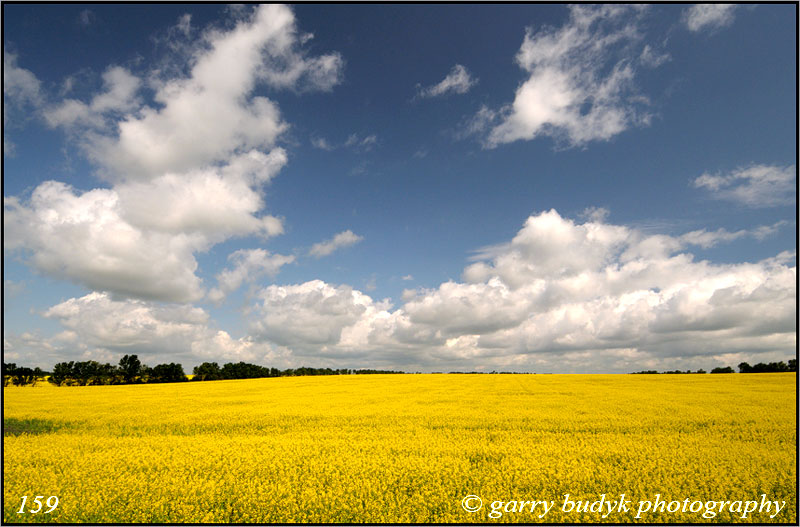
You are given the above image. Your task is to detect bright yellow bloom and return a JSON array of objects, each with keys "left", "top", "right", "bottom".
[{"left": 3, "top": 373, "right": 796, "bottom": 523}]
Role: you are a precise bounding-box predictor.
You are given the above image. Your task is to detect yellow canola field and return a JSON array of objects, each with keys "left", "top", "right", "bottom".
[{"left": 3, "top": 373, "right": 796, "bottom": 523}]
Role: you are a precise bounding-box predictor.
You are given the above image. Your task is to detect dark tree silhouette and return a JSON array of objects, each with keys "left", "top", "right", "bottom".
[
  {"left": 739, "top": 361, "right": 793, "bottom": 373},
  {"left": 193, "top": 362, "right": 223, "bottom": 381},
  {"left": 119, "top": 354, "right": 142, "bottom": 383},
  {"left": 149, "top": 363, "right": 187, "bottom": 383},
  {"left": 3, "top": 363, "right": 18, "bottom": 387},
  {"left": 710, "top": 366, "right": 734, "bottom": 373}
]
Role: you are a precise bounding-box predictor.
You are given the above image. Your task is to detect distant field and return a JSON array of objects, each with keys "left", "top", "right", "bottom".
[{"left": 3, "top": 374, "right": 796, "bottom": 523}]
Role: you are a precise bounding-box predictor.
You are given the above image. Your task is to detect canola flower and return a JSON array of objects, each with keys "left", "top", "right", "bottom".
[{"left": 3, "top": 373, "right": 796, "bottom": 523}]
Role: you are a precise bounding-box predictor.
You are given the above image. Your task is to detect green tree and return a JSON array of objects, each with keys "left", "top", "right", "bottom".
[
  {"left": 50, "top": 362, "right": 76, "bottom": 386},
  {"left": 92, "top": 362, "right": 116, "bottom": 385},
  {"left": 119, "top": 354, "right": 142, "bottom": 383},
  {"left": 149, "top": 363, "right": 187, "bottom": 383},
  {"left": 193, "top": 362, "right": 222, "bottom": 381},
  {"left": 3, "top": 363, "right": 18, "bottom": 387},
  {"left": 31, "top": 367, "right": 45, "bottom": 387},
  {"left": 12, "top": 367, "right": 36, "bottom": 386},
  {"left": 49, "top": 362, "right": 73, "bottom": 386},
  {"left": 710, "top": 366, "right": 734, "bottom": 374}
]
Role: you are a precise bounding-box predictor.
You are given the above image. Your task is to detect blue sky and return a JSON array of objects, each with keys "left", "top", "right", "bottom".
[{"left": 3, "top": 4, "right": 796, "bottom": 373}]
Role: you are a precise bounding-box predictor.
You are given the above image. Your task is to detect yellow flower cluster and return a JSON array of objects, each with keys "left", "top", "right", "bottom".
[{"left": 3, "top": 373, "right": 796, "bottom": 523}]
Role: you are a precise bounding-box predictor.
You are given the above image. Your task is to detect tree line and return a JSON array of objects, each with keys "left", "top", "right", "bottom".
[
  {"left": 6, "top": 357, "right": 795, "bottom": 386},
  {"left": 46, "top": 355, "right": 186, "bottom": 386},
  {"left": 3, "top": 356, "right": 403, "bottom": 387},
  {"left": 632, "top": 367, "right": 738, "bottom": 374},
  {"left": 632, "top": 359, "right": 796, "bottom": 375},
  {"left": 738, "top": 360, "right": 796, "bottom": 373},
  {"left": 191, "top": 361, "right": 402, "bottom": 381},
  {"left": 633, "top": 369, "right": 710, "bottom": 374},
  {"left": 2, "top": 364, "right": 48, "bottom": 387}
]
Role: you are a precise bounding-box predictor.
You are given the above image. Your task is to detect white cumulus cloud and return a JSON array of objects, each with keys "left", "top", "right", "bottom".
[
  {"left": 477, "top": 5, "right": 651, "bottom": 148},
  {"left": 18, "top": 209, "right": 795, "bottom": 372},
  {"left": 249, "top": 280, "right": 390, "bottom": 355},
  {"left": 684, "top": 4, "right": 737, "bottom": 32},
  {"left": 116, "top": 149, "right": 287, "bottom": 238},
  {"left": 4, "top": 182, "right": 206, "bottom": 303},
  {"left": 693, "top": 164, "right": 796, "bottom": 208},
  {"left": 244, "top": 210, "right": 795, "bottom": 372},
  {"left": 417, "top": 64, "right": 477, "bottom": 98},
  {"left": 3, "top": 51, "right": 43, "bottom": 112},
  {"left": 40, "top": 4, "right": 342, "bottom": 182},
  {"left": 4, "top": 149, "right": 288, "bottom": 303},
  {"left": 3, "top": 51, "right": 43, "bottom": 154},
  {"left": 38, "top": 292, "right": 282, "bottom": 366},
  {"left": 679, "top": 221, "right": 788, "bottom": 248},
  {"left": 208, "top": 248, "right": 295, "bottom": 303},
  {"left": 309, "top": 230, "right": 364, "bottom": 258},
  {"left": 44, "top": 66, "right": 141, "bottom": 129},
  {"left": 4, "top": 6, "right": 341, "bottom": 304}
]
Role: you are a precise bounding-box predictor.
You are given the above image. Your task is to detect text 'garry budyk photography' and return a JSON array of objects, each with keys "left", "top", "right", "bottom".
[{"left": 3, "top": 3, "right": 796, "bottom": 524}]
